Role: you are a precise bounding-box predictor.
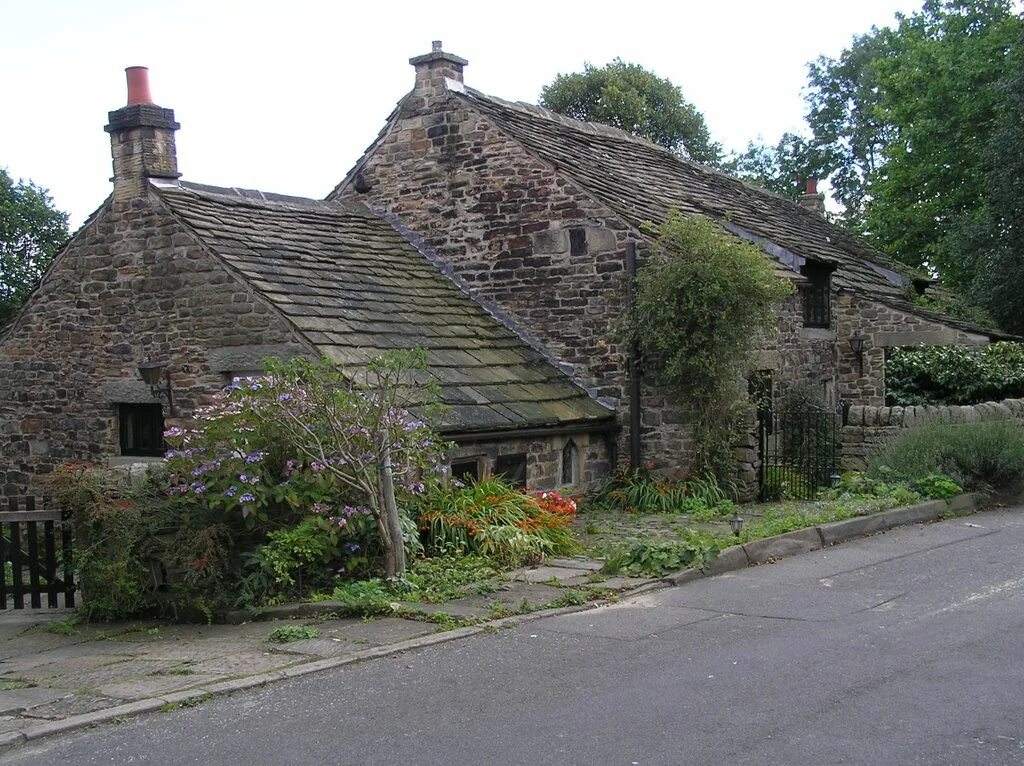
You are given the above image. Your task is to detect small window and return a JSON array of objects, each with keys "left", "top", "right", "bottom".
[
  {"left": 118, "top": 404, "right": 165, "bottom": 457},
  {"left": 569, "top": 227, "right": 587, "bottom": 257},
  {"left": 451, "top": 458, "right": 481, "bottom": 485},
  {"left": 561, "top": 440, "right": 579, "bottom": 486},
  {"left": 494, "top": 453, "right": 528, "bottom": 489},
  {"left": 801, "top": 261, "right": 832, "bottom": 328}
]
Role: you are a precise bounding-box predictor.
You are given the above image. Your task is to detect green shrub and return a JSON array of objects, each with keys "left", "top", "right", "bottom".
[
  {"left": 404, "top": 555, "right": 502, "bottom": 603},
  {"left": 331, "top": 579, "right": 395, "bottom": 615},
  {"left": 602, "top": 532, "right": 723, "bottom": 577},
  {"left": 46, "top": 463, "right": 168, "bottom": 622},
  {"left": 590, "top": 466, "right": 732, "bottom": 516},
  {"left": 267, "top": 625, "right": 320, "bottom": 643},
  {"left": 886, "top": 342, "right": 1024, "bottom": 406},
  {"left": 867, "top": 421, "right": 1024, "bottom": 491},
  {"left": 415, "top": 478, "right": 578, "bottom": 565}
]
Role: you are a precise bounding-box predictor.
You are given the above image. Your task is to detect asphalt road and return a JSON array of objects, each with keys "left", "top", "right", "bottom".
[{"left": 5, "top": 507, "right": 1024, "bottom": 766}]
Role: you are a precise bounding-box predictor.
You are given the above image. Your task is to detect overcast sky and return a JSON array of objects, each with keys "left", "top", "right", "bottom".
[{"left": 3, "top": 0, "right": 921, "bottom": 227}]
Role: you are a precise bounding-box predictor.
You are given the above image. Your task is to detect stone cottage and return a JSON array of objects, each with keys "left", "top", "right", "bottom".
[
  {"left": 0, "top": 49, "right": 1009, "bottom": 499},
  {"left": 330, "top": 42, "right": 1010, "bottom": 485},
  {"left": 0, "top": 68, "right": 613, "bottom": 498}
]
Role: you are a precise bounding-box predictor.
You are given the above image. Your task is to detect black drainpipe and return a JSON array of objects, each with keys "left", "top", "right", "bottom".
[{"left": 625, "top": 241, "right": 642, "bottom": 471}]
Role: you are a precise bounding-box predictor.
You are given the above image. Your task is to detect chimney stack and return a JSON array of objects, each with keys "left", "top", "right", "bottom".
[
  {"left": 408, "top": 41, "right": 468, "bottom": 108},
  {"left": 798, "top": 177, "right": 825, "bottom": 217},
  {"left": 104, "top": 67, "right": 180, "bottom": 202}
]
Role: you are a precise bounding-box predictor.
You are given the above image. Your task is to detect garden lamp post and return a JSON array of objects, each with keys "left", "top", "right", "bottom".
[{"left": 729, "top": 509, "right": 744, "bottom": 537}]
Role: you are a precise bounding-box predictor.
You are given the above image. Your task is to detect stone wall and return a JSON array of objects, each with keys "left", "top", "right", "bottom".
[
  {"left": 336, "top": 87, "right": 700, "bottom": 471},
  {"left": 841, "top": 398, "right": 1024, "bottom": 470},
  {"left": 0, "top": 193, "right": 308, "bottom": 497},
  {"left": 836, "top": 294, "right": 990, "bottom": 406},
  {"left": 450, "top": 430, "right": 613, "bottom": 492}
]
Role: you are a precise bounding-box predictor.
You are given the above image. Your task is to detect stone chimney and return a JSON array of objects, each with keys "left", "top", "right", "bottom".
[
  {"left": 104, "top": 67, "right": 180, "bottom": 202},
  {"left": 408, "top": 41, "right": 468, "bottom": 106},
  {"left": 798, "top": 177, "right": 826, "bottom": 217}
]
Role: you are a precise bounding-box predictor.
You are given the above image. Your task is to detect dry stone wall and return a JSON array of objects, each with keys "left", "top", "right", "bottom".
[{"left": 841, "top": 397, "right": 1024, "bottom": 470}]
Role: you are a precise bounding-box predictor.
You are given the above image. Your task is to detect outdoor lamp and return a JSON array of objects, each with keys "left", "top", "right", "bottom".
[
  {"left": 137, "top": 358, "right": 175, "bottom": 415},
  {"left": 729, "top": 510, "right": 744, "bottom": 537},
  {"left": 849, "top": 331, "right": 865, "bottom": 374}
]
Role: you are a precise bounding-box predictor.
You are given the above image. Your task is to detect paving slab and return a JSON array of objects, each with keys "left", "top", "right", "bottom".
[
  {"left": 94, "top": 671, "right": 226, "bottom": 700},
  {"left": 0, "top": 688, "right": 71, "bottom": 716},
  {"left": 511, "top": 566, "right": 590, "bottom": 584},
  {"left": 17, "top": 694, "right": 126, "bottom": 721},
  {"left": 315, "top": 617, "right": 436, "bottom": 647}
]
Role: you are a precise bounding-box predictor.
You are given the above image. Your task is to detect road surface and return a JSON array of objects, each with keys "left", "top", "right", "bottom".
[{"left": 5, "top": 507, "right": 1024, "bottom": 765}]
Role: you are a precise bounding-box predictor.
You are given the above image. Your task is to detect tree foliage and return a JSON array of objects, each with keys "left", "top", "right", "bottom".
[
  {"left": 627, "top": 213, "right": 793, "bottom": 479},
  {"left": 0, "top": 168, "right": 69, "bottom": 325},
  {"left": 540, "top": 59, "right": 723, "bottom": 165},
  {"left": 730, "top": 132, "right": 827, "bottom": 201},
  {"left": 805, "top": 0, "right": 1022, "bottom": 285}
]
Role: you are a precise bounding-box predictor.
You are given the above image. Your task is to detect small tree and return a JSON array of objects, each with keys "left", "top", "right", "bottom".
[
  {"left": 627, "top": 212, "right": 793, "bottom": 480},
  {"left": 166, "top": 350, "right": 448, "bottom": 580},
  {"left": 540, "top": 59, "right": 723, "bottom": 165},
  {"left": 0, "top": 168, "right": 70, "bottom": 325}
]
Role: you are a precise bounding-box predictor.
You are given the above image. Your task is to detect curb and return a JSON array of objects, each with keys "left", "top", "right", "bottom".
[
  {"left": 0, "top": 597, "right": 619, "bottom": 754},
  {"left": 660, "top": 491, "right": 984, "bottom": 586},
  {"left": 0, "top": 491, "right": 983, "bottom": 754}
]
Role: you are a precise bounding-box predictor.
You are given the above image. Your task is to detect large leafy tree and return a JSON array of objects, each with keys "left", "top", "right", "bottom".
[
  {"left": 952, "top": 24, "right": 1024, "bottom": 334},
  {"left": 540, "top": 59, "right": 723, "bottom": 166},
  {"left": 730, "top": 132, "right": 827, "bottom": 201},
  {"left": 805, "top": 0, "right": 1021, "bottom": 285},
  {"left": 1, "top": 168, "right": 69, "bottom": 326}
]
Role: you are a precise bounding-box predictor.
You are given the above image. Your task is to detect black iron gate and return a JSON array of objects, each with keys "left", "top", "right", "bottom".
[
  {"left": 1, "top": 497, "right": 76, "bottom": 609},
  {"left": 758, "top": 400, "right": 843, "bottom": 501}
]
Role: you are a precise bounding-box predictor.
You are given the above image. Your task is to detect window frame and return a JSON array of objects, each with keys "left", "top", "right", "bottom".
[
  {"left": 117, "top": 403, "right": 166, "bottom": 457},
  {"left": 450, "top": 457, "right": 483, "bottom": 485},
  {"left": 800, "top": 261, "right": 833, "bottom": 329},
  {"left": 493, "top": 453, "right": 528, "bottom": 489}
]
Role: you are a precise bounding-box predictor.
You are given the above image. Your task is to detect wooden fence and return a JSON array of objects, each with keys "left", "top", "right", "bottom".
[{"left": 1, "top": 497, "right": 76, "bottom": 610}]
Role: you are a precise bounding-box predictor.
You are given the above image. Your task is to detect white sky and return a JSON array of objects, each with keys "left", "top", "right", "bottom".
[{"left": 3, "top": 0, "right": 920, "bottom": 227}]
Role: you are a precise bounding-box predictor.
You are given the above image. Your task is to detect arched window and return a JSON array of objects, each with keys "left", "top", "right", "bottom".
[{"left": 561, "top": 439, "right": 579, "bottom": 486}]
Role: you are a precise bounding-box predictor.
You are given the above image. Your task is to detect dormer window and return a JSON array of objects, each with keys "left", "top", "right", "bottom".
[{"left": 801, "top": 261, "right": 833, "bottom": 328}]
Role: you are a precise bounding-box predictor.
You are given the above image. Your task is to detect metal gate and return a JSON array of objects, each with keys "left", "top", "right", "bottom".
[
  {"left": 758, "top": 400, "right": 843, "bottom": 501},
  {"left": 1, "top": 497, "right": 76, "bottom": 609}
]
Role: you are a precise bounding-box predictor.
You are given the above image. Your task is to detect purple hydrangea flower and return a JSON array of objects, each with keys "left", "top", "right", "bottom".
[
  {"left": 238, "top": 493, "right": 256, "bottom": 504},
  {"left": 245, "top": 452, "right": 264, "bottom": 464},
  {"left": 225, "top": 486, "right": 238, "bottom": 498}
]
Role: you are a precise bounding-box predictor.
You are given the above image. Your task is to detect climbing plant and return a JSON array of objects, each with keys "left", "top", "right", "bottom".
[{"left": 627, "top": 212, "right": 793, "bottom": 480}]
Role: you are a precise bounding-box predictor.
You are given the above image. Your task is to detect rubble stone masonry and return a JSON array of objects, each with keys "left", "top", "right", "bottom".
[{"left": 0, "top": 194, "right": 305, "bottom": 496}]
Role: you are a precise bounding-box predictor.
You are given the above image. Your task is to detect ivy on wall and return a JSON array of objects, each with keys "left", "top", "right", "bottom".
[{"left": 626, "top": 212, "right": 794, "bottom": 481}]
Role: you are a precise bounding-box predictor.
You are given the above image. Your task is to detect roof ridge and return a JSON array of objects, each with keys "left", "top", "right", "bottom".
[{"left": 156, "top": 179, "right": 371, "bottom": 216}]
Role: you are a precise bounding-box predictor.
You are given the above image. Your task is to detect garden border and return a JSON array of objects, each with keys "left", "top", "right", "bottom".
[
  {"left": 663, "top": 491, "right": 983, "bottom": 584},
  {"left": 0, "top": 491, "right": 986, "bottom": 753}
]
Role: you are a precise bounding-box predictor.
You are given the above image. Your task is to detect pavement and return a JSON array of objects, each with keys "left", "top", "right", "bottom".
[
  {"left": 4, "top": 504, "right": 1023, "bottom": 765},
  {"left": 0, "top": 556, "right": 651, "bottom": 746}
]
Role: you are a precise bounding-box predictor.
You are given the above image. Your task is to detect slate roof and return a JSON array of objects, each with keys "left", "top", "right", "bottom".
[
  {"left": 452, "top": 86, "right": 1009, "bottom": 340},
  {"left": 154, "top": 181, "right": 613, "bottom": 435}
]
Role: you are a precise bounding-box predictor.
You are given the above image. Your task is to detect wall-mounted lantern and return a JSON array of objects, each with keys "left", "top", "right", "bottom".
[
  {"left": 138, "top": 358, "right": 175, "bottom": 416},
  {"left": 849, "top": 331, "right": 866, "bottom": 374}
]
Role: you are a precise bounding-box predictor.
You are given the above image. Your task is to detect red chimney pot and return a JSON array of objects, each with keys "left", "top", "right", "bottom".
[
  {"left": 806, "top": 177, "right": 818, "bottom": 195},
  {"left": 125, "top": 66, "right": 153, "bottom": 106}
]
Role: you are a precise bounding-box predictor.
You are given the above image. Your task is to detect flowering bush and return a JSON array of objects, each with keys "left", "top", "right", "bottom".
[
  {"left": 416, "top": 478, "right": 578, "bottom": 565},
  {"left": 533, "top": 490, "right": 578, "bottom": 516},
  {"left": 162, "top": 350, "right": 448, "bottom": 605}
]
